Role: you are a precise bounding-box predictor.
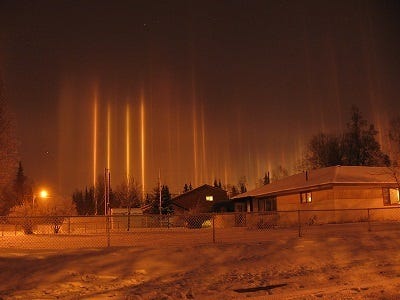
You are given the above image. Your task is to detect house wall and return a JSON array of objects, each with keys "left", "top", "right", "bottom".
[
  {"left": 275, "top": 186, "right": 400, "bottom": 226},
  {"left": 276, "top": 188, "right": 335, "bottom": 211},
  {"left": 333, "top": 186, "right": 384, "bottom": 208}
]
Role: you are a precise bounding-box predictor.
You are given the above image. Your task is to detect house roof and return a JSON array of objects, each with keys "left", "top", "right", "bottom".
[
  {"left": 172, "top": 184, "right": 227, "bottom": 201},
  {"left": 232, "top": 166, "right": 398, "bottom": 200}
]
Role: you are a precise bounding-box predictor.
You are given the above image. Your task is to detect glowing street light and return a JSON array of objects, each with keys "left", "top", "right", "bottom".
[
  {"left": 39, "top": 189, "right": 48, "bottom": 198},
  {"left": 33, "top": 188, "right": 50, "bottom": 209}
]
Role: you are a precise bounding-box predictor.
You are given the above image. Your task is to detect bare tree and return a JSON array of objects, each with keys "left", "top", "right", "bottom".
[{"left": 114, "top": 177, "right": 142, "bottom": 210}]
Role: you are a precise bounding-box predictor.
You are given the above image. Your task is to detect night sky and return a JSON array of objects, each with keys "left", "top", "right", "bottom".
[{"left": 1, "top": 0, "right": 400, "bottom": 197}]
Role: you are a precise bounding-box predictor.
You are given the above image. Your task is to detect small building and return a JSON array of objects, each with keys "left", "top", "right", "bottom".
[
  {"left": 172, "top": 184, "right": 231, "bottom": 214},
  {"left": 232, "top": 166, "right": 400, "bottom": 224}
]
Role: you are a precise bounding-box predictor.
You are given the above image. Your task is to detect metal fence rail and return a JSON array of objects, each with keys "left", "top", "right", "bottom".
[{"left": 2, "top": 207, "right": 400, "bottom": 249}]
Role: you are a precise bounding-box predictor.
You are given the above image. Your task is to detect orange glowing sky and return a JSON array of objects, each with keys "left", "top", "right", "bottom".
[{"left": 1, "top": 1, "right": 399, "bottom": 196}]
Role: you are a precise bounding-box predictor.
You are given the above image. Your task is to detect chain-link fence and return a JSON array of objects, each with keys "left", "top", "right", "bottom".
[{"left": 2, "top": 207, "right": 400, "bottom": 249}]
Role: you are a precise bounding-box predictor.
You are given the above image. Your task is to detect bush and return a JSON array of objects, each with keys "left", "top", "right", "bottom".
[{"left": 184, "top": 214, "right": 211, "bottom": 229}]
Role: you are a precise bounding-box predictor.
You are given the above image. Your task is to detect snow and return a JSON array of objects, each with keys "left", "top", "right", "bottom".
[{"left": 1, "top": 224, "right": 400, "bottom": 299}]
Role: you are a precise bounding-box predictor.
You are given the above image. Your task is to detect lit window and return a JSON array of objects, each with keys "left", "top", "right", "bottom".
[
  {"left": 206, "top": 195, "right": 213, "bottom": 201},
  {"left": 383, "top": 188, "right": 400, "bottom": 205},
  {"left": 300, "top": 192, "right": 312, "bottom": 204}
]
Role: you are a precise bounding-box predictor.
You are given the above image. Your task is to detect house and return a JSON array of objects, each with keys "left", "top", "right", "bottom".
[
  {"left": 232, "top": 166, "right": 400, "bottom": 225},
  {"left": 172, "top": 184, "right": 231, "bottom": 214}
]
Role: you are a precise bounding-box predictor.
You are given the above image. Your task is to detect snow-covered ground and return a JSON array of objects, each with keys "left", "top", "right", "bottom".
[{"left": 1, "top": 225, "right": 400, "bottom": 299}]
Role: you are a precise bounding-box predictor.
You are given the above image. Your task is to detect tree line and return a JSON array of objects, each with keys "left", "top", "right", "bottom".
[{"left": 71, "top": 177, "right": 174, "bottom": 215}]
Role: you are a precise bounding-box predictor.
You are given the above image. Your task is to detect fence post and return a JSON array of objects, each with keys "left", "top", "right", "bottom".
[
  {"left": 298, "top": 210, "right": 302, "bottom": 237},
  {"left": 106, "top": 215, "right": 111, "bottom": 247},
  {"left": 212, "top": 214, "right": 216, "bottom": 243},
  {"left": 367, "top": 208, "right": 371, "bottom": 232}
]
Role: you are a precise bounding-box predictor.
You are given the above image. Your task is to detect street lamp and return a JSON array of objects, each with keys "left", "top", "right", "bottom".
[
  {"left": 33, "top": 189, "right": 49, "bottom": 210},
  {"left": 40, "top": 189, "right": 48, "bottom": 199}
]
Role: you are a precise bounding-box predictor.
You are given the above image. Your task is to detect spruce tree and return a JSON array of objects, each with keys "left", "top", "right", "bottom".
[
  {"left": 13, "top": 162, "right": 28, "bottom": 206},
  {"left": 263, "top": 172, "right": 270, "bottom": 185},
  {"left": 161, "top": 185, "right": 173, "bottom": 214},
  {"left": 213, "top": 179, "right": 218, "bottom": 188}
]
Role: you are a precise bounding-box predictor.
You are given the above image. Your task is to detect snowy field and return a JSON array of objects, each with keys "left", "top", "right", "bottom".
[{"left": 1, "top": 223, "right": 400, "bottom": 299}]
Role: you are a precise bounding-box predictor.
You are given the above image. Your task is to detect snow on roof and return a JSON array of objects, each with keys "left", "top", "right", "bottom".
[{"left": 233, "top": 166, "right": 397, "bottom": 199}]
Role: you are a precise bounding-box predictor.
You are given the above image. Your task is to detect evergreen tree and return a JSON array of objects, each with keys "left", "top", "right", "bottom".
[
  {"left": 213, "top": 179, "right": 218, "bottom": 188},
  {"left": 183, "top": 183, "right": 189, "bottom": 193},
  {"left": 218, "top": 180, "right": 222, "bottom": 189},
  {"left": 342, "top": 106, "right": 389, "bottom": 166},
  {"left": 13, "top": 162, "right": 31, "bottom": 206},
  {"left": 230, "top": 185, "right": 239, "bottom": 198},
  {"left": 161, "top": 185, "right": 173, "bottom": 214},
  {"left": 86, "top": 186, "right": 96, "bottom": 215},
  {"left": 304, "top": 105, "right": 389, "bottom": 169},
  {"left": 238, "top": 176, "right": 247, "bottom": 193},
  {"left": 263, "top": 172, "right": 270, "bottom": 185},
  {"left": 72, "top": 190, "right": 85, "bottom": 215},
  {"left": 145, "top": 185, "right": 162, "bottom": 214},
  {"left": 145, "top": 184, "right": 174, "bottom": 214}
]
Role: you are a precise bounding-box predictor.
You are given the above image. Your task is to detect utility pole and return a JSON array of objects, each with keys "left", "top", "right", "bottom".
[
  {"left": 104, "top": 168, "right": 110, "bottom": 215},
  {"left": 104, "top": 168, "right": 111, "bottom": 247},
  {"left": 159, "top": 169, "right": 162, "bottom": 216}
]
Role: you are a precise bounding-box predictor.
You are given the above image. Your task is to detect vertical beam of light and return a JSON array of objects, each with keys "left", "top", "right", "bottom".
[
  {"left": 93, "top": 95, "right": 98, "bottom": 214},
  {"left": 191, "top": 62, "right": 199, "bottom": 187},
  {"left": 190, "top": 74, "right": 199, "bottom": 188},
  {"left": 192, "top": 102, "right": 198, "bottom": 187},
  {"left": 140, "top": 97, "right": 145, "bottom": 201},
  {"left": 361, "top": 10, "right": 386, "bottom": 149},
  {"left": 326, "top": 36, "right": 343, "bottom": 132},
  {"left": 126, "top": 103, "right": 130, "bottom": 184},
  {"left": 201, "top": 103, "right": 207, "bottom": 184},
  {"left": 255, "top": 151, "right": 261, "bottom": 186},
  {"left": 224, "top": 160, "right": 228, "bottom": 190},
  {"left": 107, "top": 103, "right": 111, "bottom": 170}
]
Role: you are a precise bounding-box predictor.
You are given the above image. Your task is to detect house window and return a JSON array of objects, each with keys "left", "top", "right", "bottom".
[
  {"left": 257, "top": 197, "right": 277, "bottom": 211},
  {"left": 206, "top": 195, "right": 213, "bottom": 201},
  {"left": 258, "top": 199, "right": 265, "bottom": 211},
  {"left": 300, "top": 192, "right": 312, "bottom": 204},
  {"left": 383, "top": 188, "right": 400, "bottom": 205}
]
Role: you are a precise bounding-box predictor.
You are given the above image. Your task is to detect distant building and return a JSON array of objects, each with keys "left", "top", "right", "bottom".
[
  {"left": 172, "top": 184, "right": 231, "bottom": 214},
  {"left": 232, "top": 166, "right": 400, "bottom": 224}
]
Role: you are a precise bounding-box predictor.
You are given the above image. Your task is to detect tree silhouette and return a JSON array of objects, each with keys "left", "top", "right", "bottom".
[
  {"left": 0, "top": 77, "right": 18, "bottom": 198},
  {"left": 304, "top": 105, "right": 389, "bottom": 169}
]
